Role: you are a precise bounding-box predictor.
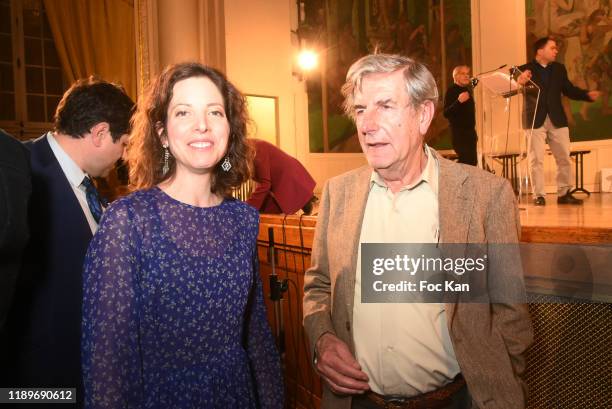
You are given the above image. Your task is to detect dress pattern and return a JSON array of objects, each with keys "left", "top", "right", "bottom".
[{"left": 82, "top": 187, "right": 284, "bottom": 408}]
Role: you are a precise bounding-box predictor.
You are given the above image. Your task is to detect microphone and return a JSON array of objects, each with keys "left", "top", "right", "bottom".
[
  {"left": 476, "top": 64, "right": 507, "bottom": 77},
  {"left": 268, "top": 227, "right": 276, "bottom": 275},
  {"left": 268, "top": 227, "right": 275, "bottom": 251},
  {"left": 471, "top": 64, "right": 509, "bottom": 87}
]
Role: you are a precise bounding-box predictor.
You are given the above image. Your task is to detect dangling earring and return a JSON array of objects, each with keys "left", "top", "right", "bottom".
[
  {"left": 162, "top": 144, "right": 170, "bottom": 175},
  {"left": 221, "top": 156, "right": 232, "bottom": 172}
]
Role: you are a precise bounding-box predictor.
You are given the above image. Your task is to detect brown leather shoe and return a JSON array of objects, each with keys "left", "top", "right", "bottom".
[
  {"left": 557, "top": 192, "right": 583, "bottom": 205},
  {"left": 534, "top": 196, "right": 546, "bottom": 206}
]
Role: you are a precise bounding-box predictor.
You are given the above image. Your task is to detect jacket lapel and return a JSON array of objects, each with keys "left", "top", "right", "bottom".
[
  {"left": 437, "top": 153, "right": 472, "bottom": 245},
  {"left": 436, "top": 153, "right": 474, "bottom": 322},
  {"left": 31, "top": 135, "right": 93, "bottom": 239}
]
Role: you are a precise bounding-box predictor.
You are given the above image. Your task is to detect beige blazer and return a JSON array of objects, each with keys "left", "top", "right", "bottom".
[{"left": 303, "top": 152, "right": 533, "bottom": 409}]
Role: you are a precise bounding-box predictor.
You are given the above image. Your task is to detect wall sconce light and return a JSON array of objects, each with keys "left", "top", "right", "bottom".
[
  {"left": 292, "top": 1, "right": 320, "bottom": 81},
  {"left": 294, "top": 49, "right": 318, "bottom": 81},
  {"left": 298, "top": 49, "right": 318, "bottom": 71}
]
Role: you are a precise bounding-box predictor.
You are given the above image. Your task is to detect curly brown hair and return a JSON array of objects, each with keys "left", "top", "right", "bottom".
[{"left": 127, "top": 62, "right": 252, "bottom": 197}]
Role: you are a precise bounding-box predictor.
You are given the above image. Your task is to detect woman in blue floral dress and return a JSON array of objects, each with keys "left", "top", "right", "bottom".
[{"left": 82, "top": 63, "right": 284, "bottom": 408}]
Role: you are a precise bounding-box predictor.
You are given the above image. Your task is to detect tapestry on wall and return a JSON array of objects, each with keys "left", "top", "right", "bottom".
[
  {"left": 526, "top": 0, "right": 612, "bottom": 141},
  {"left": 301, "top": 0, "right": 472, "bottom": 153}
]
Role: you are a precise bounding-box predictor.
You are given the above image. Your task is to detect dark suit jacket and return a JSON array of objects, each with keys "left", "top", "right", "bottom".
[
  {"left": 519, "top": 60, "right": 591, "bottom": 129},
  {"left": 304, "top": 152, "right": 533, "bottom": 409},
  {"left": 6, "top": 134, "right": 91, "bottom": 407},
  {"left": 247, "top": 139, "right": 316, "bottom": 214},
  {"left": 0, "top": 130, "right": 30, "bottom": 356}
]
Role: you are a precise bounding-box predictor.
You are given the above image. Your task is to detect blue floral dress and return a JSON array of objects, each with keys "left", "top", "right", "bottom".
[{"left": 82, "top": 187, "right": 284, "bottom": 409}]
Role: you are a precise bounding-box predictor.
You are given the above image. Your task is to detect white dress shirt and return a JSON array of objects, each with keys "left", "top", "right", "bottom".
[
  {"left": 353, "top": 145, "right": 461, "bottom": 397},
  {"left": 47, "top": 132, "right": 98, "bottom": 234}
]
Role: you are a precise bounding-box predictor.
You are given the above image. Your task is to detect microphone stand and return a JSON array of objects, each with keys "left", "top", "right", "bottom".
[
  {"left": 267, "top": 227, "right": 288, "bottom": 354},
  {"left": 469, "top": 64, "right": 508, "bottom": 88},
  {"left": 510, "top": 65, "right": 541, "bottom": 210},
  {"left": 470, "top": 64, "right": 507, "bottom": 173}
]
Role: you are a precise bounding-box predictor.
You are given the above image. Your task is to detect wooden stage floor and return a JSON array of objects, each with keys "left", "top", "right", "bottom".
[{"left": 518, "top": 193, "right": 612, "bottom": 244}]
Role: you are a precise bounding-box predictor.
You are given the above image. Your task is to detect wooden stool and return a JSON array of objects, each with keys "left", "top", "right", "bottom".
[{"left": 569, "top": 150, "right": 591, "bottom": 196}]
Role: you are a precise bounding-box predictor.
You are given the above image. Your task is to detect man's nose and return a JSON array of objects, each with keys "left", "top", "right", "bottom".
[{"left": 359, "top": 110, "right": 379, "bottom": 135}]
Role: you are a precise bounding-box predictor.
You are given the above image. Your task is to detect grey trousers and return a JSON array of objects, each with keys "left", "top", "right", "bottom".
[{"left": 528, "top": 116, "right": 572, "bottom": 197}]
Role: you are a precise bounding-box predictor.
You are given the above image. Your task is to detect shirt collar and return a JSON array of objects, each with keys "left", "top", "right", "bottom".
[
  {"left": 47, "top": 132, "right": 88, "bottom": 189},
  {"left": 369, "top": 145, "right": 439, "bottom": 196}
]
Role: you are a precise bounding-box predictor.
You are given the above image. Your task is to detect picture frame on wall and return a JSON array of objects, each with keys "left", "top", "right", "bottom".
[{"left": 245, "top": 94, "right": 280, "bottom": 146}]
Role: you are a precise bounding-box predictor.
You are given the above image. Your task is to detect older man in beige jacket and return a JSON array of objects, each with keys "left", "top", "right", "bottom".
[{"left": 303, "top": 54, "right": 533, "bottom": 409}]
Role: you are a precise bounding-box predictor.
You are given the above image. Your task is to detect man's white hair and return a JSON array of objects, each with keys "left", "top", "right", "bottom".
[
  {"left": 452, "top": 65, "right": 470, "bottom": 81},
  {"left": 341, "top": 53, "right": 439, "bottom": 119}
]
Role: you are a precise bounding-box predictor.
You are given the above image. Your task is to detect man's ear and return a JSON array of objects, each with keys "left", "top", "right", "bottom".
[
  {"left": 90, "top": 122, "right": 110, "bottom": 147},
  {"left": 535, "top": 47, "right": 544, "bottom": 59},
  {"left": 418, "top": 101, "right": 435, "bottom": 136}
]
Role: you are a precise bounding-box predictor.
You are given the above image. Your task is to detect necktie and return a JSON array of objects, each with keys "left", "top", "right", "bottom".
[{"left": 81, "top": 176, "right": 105, "bottom": 223}]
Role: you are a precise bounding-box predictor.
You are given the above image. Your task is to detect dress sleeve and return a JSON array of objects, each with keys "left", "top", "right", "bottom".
[
  {"left": 243, "top": 243, "right": 285, "bottom": 409},
  {"left": 82, "top": 199, "right": 143, "bottom": 408}
]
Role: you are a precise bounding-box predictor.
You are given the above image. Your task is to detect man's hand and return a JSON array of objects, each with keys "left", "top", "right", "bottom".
[
  {"left": 458, "top": 91, "right": 470, "bottom": 103},
  {"left": 588, "top": 90, "right": 602, "bottom": 101},
  {"left": 315, "top": 333, "right": 370, "bottom": 395},
  {"left": 517, "top": 69, "right": 532, "bottom": 85}
]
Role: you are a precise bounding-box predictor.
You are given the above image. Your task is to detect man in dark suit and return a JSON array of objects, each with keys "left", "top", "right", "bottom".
[
  {"left": 518, "top": 37, "right": 600, "bottom": 206},
  {"left": 247, "top": 138, "right": 317, "bottom": 214},
  {"left": 5, "top": 78, "right": 134, "bottom": 407},
  {"left": 0, "top": 130, "right": 31, "bottom": 382}
]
